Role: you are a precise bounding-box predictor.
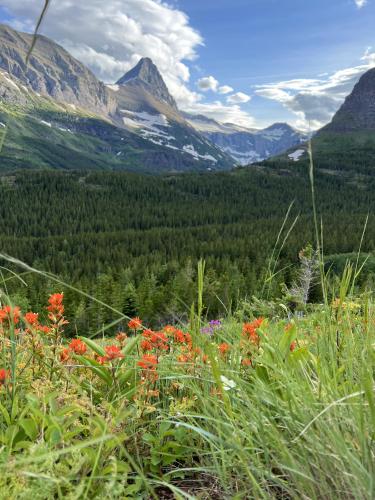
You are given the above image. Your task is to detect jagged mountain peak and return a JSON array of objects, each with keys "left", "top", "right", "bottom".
[
  {"left": 116, "top": 57, "right": 177, "bottom": 110},
  {"left": 322, "top": 67, "right": 375, "bottom": 133}
]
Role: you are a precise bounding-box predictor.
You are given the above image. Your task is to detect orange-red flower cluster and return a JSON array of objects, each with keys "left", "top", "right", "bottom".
[
  {"left": 141, "top": 329, "right": 169, "bottom": 352},
  {"left": 242, "top": 317, "right": 264, "bottom": 345},
  {"left": 60, "top": 348, "right": 70, "bottom": 363},
  {"left": 24, "top": 312, "right": 39, "bottom": 326},
  {"left": 104, "top": 345, "right": 124, "bottom": 360},
  {"left": 116, "top": 332, "right": 127, "bottom": 344},
  {"left": 24, "top": 311, "right": 51, "bottom": 335},
  {"left": 138, "top": 354, "right": 158, "bottom": 381},
  {"left": 128, "top": 317, "right": 142, "bottom": 331},
  {"left": 47, "top": 293, "right": 64, "bottom": 318},
  {"left": 218, "top": 342, "right": 230, "bottom": 355},
  {"left": 69, "top": 338, "right": 87, "bottom": 355},
  {"left": 94, "top": 345, "right": 124, "bottom": 365},
  {"left": 0, "top": 305, "right": 21, "bottom": 327},
  {"left": 47, "top": 293, "right": 68, "bottom": 330},
  {"left": 0, "top": 368, "right": 9, "bottom": 386},
  {"left": 241, "top": 358, "right": 252, "bottom": 367}
]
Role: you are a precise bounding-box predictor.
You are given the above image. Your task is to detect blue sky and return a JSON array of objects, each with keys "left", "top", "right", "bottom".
[{"left": 1, "top": 0, "right": 374, "bottom": 129}]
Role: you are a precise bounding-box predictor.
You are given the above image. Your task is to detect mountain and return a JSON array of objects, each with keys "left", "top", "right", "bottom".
[
  {"left": 322, "top": 68, "right": 375, "bottom": 133},
  {"left": 116, "top": 57, "right": 178, "bottom": 110},
  {"left": 184, "top": 113, "right": 307, "bottom": 165},
  {"left": 0, "top": 23, "right": 116, "bottom": 116},
  {"left": 0, "top": 24, "right": 233, "bottom": 172},
  {"left": 110, "top": 59, "right": 233, "bottom": 168},
  {"left": 260, "top": 67, "right": 375, "bottom": 178}
]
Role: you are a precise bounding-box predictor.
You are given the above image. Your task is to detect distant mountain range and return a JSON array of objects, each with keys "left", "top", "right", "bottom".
[
  {"left": 1, "top": 23, "right": 371, "bottom": 174},
  {"left": 183, "top": 113, "right": 307, "bottom": 165}
]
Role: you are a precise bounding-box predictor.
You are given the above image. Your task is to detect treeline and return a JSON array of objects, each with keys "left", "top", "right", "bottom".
[{"left": 0, "top": 167, "right": 374, "bottom": 331}]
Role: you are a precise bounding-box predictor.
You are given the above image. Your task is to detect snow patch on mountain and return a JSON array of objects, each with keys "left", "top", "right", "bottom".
[
  {"left": 288, "top": 149, "right": 305, "bottom": 162},
  {"left": 183, "top": 144, "right": 217, "bottom": 163}
]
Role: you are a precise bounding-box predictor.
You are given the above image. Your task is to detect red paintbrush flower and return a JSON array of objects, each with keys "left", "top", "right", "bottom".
[
  {"left": 69, "top": 338, "right": 87, "bottom": 355},
  {"left": 104, "top": 345, "right": 124, "bottom": 360},
  {"left": 128, "top": 317, "right": 142, "bottom": 331}
]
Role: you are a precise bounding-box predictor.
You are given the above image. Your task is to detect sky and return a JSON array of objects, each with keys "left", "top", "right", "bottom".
[{"left": 0, "top": 0, "right": 374, "bottom": 130}]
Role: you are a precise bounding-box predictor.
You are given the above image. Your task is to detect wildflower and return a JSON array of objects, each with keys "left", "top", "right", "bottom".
[
  {"left": 138, "top": 354, "right": 158, "bottom": 381},
  {"left": 242, "top": 317, "right": 264, "bottom": 345},
  {"left": 185, "top": 333, "right": 192, "bottom": 346},
  {"left": 128, "top": 317, "right": 142, "bottom": 331},
  {"left": 173, "top": 329, "right": 186, "bottom": 343},
  {"left": 24, "top": 312, "right": 39, "bottom": 326},
  {"left": 177, "top": 354, "right": 190, "bottom": 363},
  {"left": 218, "top": 342, "right": 230, "bottom": 355},
  {"left": 0, "top": 368, "right": 9, "bottom": 385},
  {"left": 69, "top": 338, "right": 87, "bottom": 355},
  {"left": 104, "top": 345, "right": 124, "bottom": 360},
  {"left": 163, "top": 325, "right": 176, "bottom": 334},
  {"left": 60, "top": 348, "right": 70, "bottom": 363},
  {"left": 209, "top": 320, "right": 222, "bottom": 328},
  {"left": 47, "top": 293, "right": 68, "bottom": 328},
  {"left": 202, "top": 354, "right": 209, "bottom": 364},
  {"left": 201, "top": 327, "right": 213, "bottom": 336},
  {"left": 220, "top": 375, "right": 236, "bottom": 391},
  {"left": 241, "top": 358, "right": 252, "bottom": 367},
  {"left": 47, "top": 293, "right": 64, "bottom": 316},
  {"left": 37, "top": 325, "right": 51, "bottom": 334},
  {"left": 96, "top": 355, "right": 107, "bottom": 365},
  {"left": 0, "top": 305, "right": 21, "bottom": 326},
  {"left": 290, "top": 341, "right": 297, "bottom": 352},
  {"left": 116, "top": 332, "right": 127, "bottom": 343},
  {"left": 141, "top": 339, "right": 153, "bottom": 351}
]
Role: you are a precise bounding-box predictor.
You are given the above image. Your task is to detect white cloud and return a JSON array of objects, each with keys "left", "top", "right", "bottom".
[
  {"left": 197, "top": 76, "right": 219, "bottom": 91},
  {"left": 355, "top": 0, "right": 367, "bottom": 8},
  {"left": 227, "top": 92, "right": 251, "bottom": 104},
  {"left": 218, "top": 85, "right": 233, "bottom": 94},
  {"left": 255, "top": 49, "right": 375, "bottom": 130},
  {"left": 2, "top": 0, "right": 256, "bottom": 127},
  {"left": 183, "top": 100, "right": 256, "bottom": 128},
  {"left": 1, "top": 0, "right": 202, "bottom": 102}
]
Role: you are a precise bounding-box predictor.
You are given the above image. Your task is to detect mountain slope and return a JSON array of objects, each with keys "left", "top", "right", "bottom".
[
  {"left": 0, "top": 23, "right": 116, "bottom": 117},
  {"left": 260, "top": 67, "right": 375, "bottom": 178},
  {"left": 110, "top": 58, "right": 233, "bottom": 168},
  {"left": 184, "top": 113, "right": 307, "bottom": 165},
  {"left": 0, "top": 24, "right": 233, "bottom": 172},
  {"left": 322, "top": 68, "right": 375, "bottom": 133}
]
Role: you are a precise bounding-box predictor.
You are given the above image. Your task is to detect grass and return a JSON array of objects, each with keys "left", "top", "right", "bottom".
[
  {"left": 0, "top": 6, "right": 373, "bottom": 496},
  {"left": 0, "top": 259, "right": 374, "bottom": 499}
]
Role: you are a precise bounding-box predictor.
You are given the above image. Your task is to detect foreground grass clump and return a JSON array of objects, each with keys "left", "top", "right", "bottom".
[{"left": 0, "top": 293, "right": 374, "bottom": 499}]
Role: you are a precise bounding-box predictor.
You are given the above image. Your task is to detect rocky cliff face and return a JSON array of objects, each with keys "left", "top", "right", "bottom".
[
  {"left": 0, "top": 24, "right": 116, "bottom": 116},
  {"left": 116, "top": 58, "right": 178, "bottom": 111},
  {"left": 322, "top": 67, "right": 375, "bottom": 132}
]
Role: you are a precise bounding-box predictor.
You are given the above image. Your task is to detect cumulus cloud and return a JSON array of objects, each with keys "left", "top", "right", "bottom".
[
  {"left": 355, "top": 0, "right": 367, "bottom": 8},
  {"left": 1, "top": 0, "right": 202, "bottom": 104},
  {"left": 183, "top": 100, "right": 256, "bottom": 128},
  {"left": 218, "top": 85, "right": 233, "bottom": 94},
  {"left": 2, "top": 0, "right": 256, "bottom": 127},
  {"left": 227, "top": 92, "right": 251, "bottom": 104},
  {"left": 255, "top": 49, "right": 375, "bottom": 130},
  {"left": 197, "top": 76, "right": 219, "bottom": 91}
]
